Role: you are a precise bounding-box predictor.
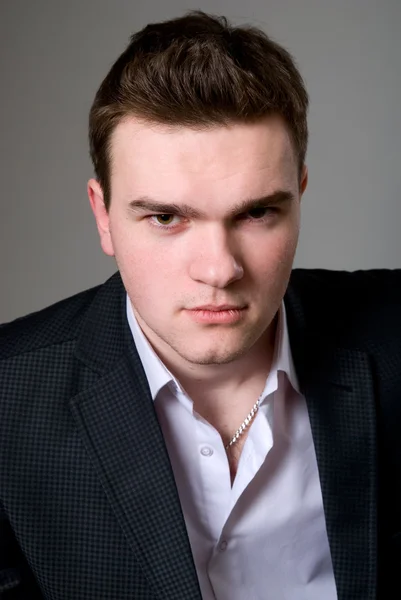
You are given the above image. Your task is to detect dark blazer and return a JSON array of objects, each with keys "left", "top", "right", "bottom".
[{"left": 1, "top": 269, "right": 400, "bottom": 600}]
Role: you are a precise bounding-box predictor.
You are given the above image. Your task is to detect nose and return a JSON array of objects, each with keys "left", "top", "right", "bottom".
[{"left": 188, "top": 225, "right": 244, "bottom": 288}]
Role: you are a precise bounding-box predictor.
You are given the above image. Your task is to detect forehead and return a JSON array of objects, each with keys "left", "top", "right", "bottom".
[{"left": 109, "top": 116, "right": 298, "bottom": 200}]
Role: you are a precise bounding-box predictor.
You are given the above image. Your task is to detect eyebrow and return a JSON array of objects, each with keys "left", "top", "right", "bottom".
[{"left": 127, "top": 190, "right": 295, "bottom": 220}]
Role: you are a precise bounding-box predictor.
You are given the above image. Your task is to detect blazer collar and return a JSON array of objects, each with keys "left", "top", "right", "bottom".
[{"left": 74, "top": 271, "right": 130, "bottom": 373}]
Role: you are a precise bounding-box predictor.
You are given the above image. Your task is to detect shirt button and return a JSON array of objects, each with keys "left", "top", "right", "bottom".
[
  {"left": 219, "top": 540, "right": 228, "bottom": 552},
  {"left": 200, "top": 446, "right": 214, "bottom": 457}
]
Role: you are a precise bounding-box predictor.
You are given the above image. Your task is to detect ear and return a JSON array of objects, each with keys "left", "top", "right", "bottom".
[
  {"left": 299, "top": 165, "right": 308, "bottom": 197},
  {"left": 87, "top": 178, "right": 115, "bottom": 257}
]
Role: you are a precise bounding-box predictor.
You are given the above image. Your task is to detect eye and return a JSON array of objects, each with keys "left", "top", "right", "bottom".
[
  {"left": 153, "top": 214, "right": 176, "bottom": 225},
  {"left": 247, "top": 207, "right": 271, "bottom": 219},
  {"left": 148, "top": 214, "right": 184, "bottom": 228},
  {"left": 238, "top": 206, "right": 277, "bottom": 221}
]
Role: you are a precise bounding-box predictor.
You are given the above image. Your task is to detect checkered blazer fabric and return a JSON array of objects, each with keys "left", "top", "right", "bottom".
[{"left": 1, "top": 269, "right": 400, "bottom": 599}]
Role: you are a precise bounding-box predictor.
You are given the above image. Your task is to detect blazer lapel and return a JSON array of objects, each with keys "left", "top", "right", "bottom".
[
  {"left": 69, "top": 273, "right": 202, "bottom": 600},
  {"left": 285, "top": 279, "right": 378, "bottom": 600},
  {"left": 303, "top": 348, "right": 377, "bottom": 600}
]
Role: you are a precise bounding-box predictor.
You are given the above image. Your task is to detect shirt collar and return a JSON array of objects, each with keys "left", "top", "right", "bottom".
[
  {"left": 126, "top": 297, "right": 179, "bottom": 399},
  {"left": 126, "top": 295, "right": 300, "bottom": 401},
  {"left": 274, "top": 298, "right": 300, "bottom": 394}
]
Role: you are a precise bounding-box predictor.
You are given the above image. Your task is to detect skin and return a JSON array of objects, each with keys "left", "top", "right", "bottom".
[{"left": 88, "top": 115, "right": 308, "bottom": 470}]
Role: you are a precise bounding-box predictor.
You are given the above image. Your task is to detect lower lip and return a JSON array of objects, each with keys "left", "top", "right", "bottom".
[{"left": 186, "top": 308, "right": 246, "bottom": 324}]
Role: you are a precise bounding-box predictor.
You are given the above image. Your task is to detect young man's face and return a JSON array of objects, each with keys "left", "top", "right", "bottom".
[{"left": 89, "top": 116, "right": 307, "bottom": 367}]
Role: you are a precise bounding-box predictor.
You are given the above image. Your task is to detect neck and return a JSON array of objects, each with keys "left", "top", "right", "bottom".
[
  {"left": 155, "top": 316, "right": 278, "bottom": 440},
  {"left": 133, "top": 308, "right": 279, "bottom": 443}
]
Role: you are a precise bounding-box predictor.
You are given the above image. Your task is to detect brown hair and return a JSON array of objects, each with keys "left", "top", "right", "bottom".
[{"left": 89, "top": 11, "right": 309, "bottom": 210}]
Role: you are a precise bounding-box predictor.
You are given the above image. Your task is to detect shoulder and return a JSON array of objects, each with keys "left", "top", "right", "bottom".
[
  {"left": 290, "top": 268, "right": 401, "bottom": 298},
  {"left": 0, "top": 282, "right": 103, "bottom": 362},
  {"left": 287, "top": 268, "right": 401, "bottom": 347},
  {"left": 289, "top": 268, "right": 401, "bottom": 316}
]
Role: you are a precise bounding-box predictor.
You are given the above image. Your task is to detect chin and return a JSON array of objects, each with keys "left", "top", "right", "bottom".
[{"left": 177, "top": 343, "right": 251, "bottom": 366}]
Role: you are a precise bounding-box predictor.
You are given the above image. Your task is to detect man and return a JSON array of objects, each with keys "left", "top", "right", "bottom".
[{"left": 0, "top": 10, "right": 400, "bottom": 600}]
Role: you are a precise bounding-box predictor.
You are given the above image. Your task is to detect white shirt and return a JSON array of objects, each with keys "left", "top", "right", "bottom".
[{"left": 127, "top": 297, "right": 337, "bottom": 600}]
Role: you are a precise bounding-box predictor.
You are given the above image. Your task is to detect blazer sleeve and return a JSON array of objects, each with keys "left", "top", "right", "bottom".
[{"left": 0, "top": 503, "right": 44, "bottom": 599}]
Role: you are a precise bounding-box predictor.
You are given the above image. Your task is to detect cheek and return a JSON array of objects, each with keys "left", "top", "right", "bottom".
[
  {"left": 111, "top": 229, "right": 184, "bottom": 304},
  {"left": 246, "top": 226, "right": 298, "bottom": 281}
]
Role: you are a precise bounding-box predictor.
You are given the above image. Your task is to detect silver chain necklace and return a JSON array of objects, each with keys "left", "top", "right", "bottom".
[{"left": 225, "top": 397, "right": 261, "bottom": 450}]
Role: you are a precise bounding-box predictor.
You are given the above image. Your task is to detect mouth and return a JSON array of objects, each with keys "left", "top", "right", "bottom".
[
  {"left": 191, "top": 304, "right": 245, "bottom": 311},
  {"left": 185, "top": 305, "right": 247, "bottom": 324}
]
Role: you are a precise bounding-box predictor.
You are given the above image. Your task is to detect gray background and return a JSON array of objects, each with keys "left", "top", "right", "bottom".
[{"left": 1, "top": 0, "right": 400, "bottom": 322}]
